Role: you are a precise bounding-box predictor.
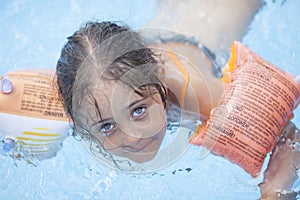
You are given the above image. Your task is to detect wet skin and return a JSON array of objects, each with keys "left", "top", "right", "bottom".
[{"left": 81, "top": 80, "right": 167, "bottom": 163}]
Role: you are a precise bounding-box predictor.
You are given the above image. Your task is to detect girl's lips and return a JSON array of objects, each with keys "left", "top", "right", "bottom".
[
  {"left": 122, "top": 124, "right": 166, "bottom": 154},
  {"left": 122, "top": 139, "right": 153, "bottom": 153}
]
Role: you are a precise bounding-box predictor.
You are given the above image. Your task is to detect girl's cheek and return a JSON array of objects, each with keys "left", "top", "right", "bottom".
[{"left": 148, "top": 103, "right": 167, "bottom": 135}]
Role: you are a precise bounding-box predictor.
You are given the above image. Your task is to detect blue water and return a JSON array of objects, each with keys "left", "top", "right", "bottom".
[
  {"left": 0, "top": 0, "right": 300, "bottom": 199},
  {"left": 0, "top": 0, "right": 156, "bottom": 73}
]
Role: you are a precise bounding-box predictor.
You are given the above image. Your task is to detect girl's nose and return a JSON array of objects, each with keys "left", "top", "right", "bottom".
[{"left": 120, "top": 130, "right": 142, "bottom": 147}]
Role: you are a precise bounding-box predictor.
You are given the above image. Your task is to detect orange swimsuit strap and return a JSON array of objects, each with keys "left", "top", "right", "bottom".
[{"left": 168, "top": 50, "right": 190, "bottom": 110}]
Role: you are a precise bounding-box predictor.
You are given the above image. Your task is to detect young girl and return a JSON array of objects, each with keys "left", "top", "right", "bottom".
[
  {"left": 55, "top": 20, "right": 300, "bottom": 199},
  {"left": 55, "top": 21, "right": 226, "bottom": 164}
]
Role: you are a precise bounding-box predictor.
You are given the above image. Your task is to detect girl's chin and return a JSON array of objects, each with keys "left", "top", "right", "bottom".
[
  {"left": 125, "top": 135, "right": 165, "bottom": 163},
  {"left": 106, "top": 145, "right": 160, "bottom": 163},
  {"left": 125, "top": 150, "right": 159, "bottom": 163}
]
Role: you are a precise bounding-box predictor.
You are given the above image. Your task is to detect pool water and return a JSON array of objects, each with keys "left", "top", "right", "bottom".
[{"left": 0, "top": 0, "right": 299, "bottom": 199}]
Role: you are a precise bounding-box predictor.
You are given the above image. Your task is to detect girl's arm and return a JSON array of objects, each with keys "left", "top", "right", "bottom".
[{"left": 260, "top": 121, "right": 300, "bottom": 199}]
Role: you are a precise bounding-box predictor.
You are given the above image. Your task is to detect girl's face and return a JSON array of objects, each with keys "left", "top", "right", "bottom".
[{"left": 81, "top": 80, "right": 167, "bottom": 163}]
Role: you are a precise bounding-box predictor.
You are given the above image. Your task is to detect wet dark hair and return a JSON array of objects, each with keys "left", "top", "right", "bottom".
[{"left": 56, "top": 21, "right": 167, "bottom": 134}]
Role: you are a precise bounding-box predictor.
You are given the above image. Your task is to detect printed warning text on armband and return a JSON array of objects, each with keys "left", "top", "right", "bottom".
[
  {"left": 237, "top": 64, "right": 299, "bottom": 102},
  {"left": 227, "top": 115, "right": 250, "bottom": 128},
  {"left": 209, "top": 130, "right": 266, "bottom": 164},
  {"left": 196, "top": 41, "right": 300, "bottom": 177},
  {"left": 20, "top": 83, "right": 67, "bottom": 119},
  {"left": 209, "top": 122, "right": 235, "bottom": 138},
  {"left": 230, "top": 137, "right": 265, "bottom": 162},
  {"left": 0, "top": 71, "right": 68, "bottom": 121},
  {"left": 254, "top": 61, "right": 300, "bottom": 98},
  {"left": 205, "top": 66, "right": 298, "bottom": 161}
]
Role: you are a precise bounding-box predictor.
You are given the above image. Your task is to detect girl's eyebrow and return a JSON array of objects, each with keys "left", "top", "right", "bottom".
[
  {"left": 93, "top": 97, "right": 148, "bottom": 126},
  {"left": 93, "top": 118, "right": 113, "bottom": 126},
  {"left": 128, "top": 97, "right": 147, "bottom": 108}
]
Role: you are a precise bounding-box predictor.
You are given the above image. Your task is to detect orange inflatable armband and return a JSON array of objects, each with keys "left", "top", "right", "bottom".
[{"left": 191, "top": 41, "right": 300, "bottom": 177}]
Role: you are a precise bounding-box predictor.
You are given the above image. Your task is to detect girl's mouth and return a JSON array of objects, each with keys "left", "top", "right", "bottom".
[{"left": 122, "top": 139, "right": 154, "bottom": 153}]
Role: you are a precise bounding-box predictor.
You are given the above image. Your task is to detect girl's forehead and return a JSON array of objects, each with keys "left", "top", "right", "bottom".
[
  {"left": 91, "top": 80, "right": 141, "bottom": 116},
  {"left": 94, "top": 79, "right": 138, "bottom": 99}
]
